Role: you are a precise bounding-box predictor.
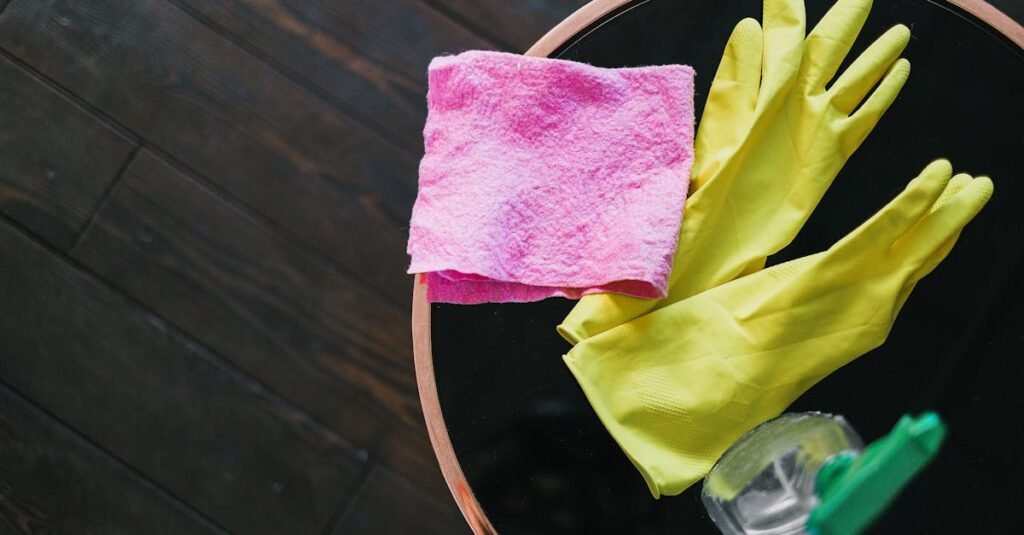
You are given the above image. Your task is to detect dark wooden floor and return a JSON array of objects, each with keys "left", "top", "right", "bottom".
[{"left": 0, "top": 0, "right": 586, "bottom": 533}]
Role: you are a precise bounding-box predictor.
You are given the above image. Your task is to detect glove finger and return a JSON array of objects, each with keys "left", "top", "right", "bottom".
[
  {"left": 758, "top": 0, "right": 806, "bottom": 106},
  {"left": 932, "top": 173, "right": 973, "bottom": 210},
  {"left": 802, "top": 0, "right": 872, "bottom": 89},
  {"left": 903, "top": 175, "right": 993, "bottom": 259},
  {"left": 693, "top": 18, "right": 764, "bottom": 190},
  {"left": 829, "top": 24, "right": 911, "bottom": 114},
  {"left": 896, "top": 173, "right": 977, "bottom": 303},
  {"left": 709, "top": 18, "right": 764, "bottom": 112},
  {"left": 839, "top": 58, "right": 911, "bottom": 155},
  {"left": 903, "top": 173, "right": 974, "bottom": 285},
  {"left": 834, "top": 159, "right": 953, "bottom": 252},
  {"left": 893, "top": 175, "right": 991, "bottom": 306},
  {"left": 763, "top": 0, "right": 807, "bottom": 52},
  {"left": 893, "top": 233, "right": 957, "bottom": 313}
]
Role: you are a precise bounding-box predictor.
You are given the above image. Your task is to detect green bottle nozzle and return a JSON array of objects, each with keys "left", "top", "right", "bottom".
[{"left": 807, "top": 412, "right": 947, "bottom": 535}]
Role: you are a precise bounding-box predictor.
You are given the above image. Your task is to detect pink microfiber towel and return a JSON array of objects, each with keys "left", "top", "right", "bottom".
[{"left": 408, "top": 50, "right": 695, "bottom": 304}]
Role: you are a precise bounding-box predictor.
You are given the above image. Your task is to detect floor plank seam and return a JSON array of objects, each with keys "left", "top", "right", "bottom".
[
  {"left": 161, "top": 0, "right": 420, "bottom": 160},
  {"left": 5, "top": 169, "right": 449, "bottom": 511},
  {"left": 70, "top": 144, "right": 142, "bottom": 255},
  {"left": 0, "top": 4, "right": 441, "bottom": 504},
  {"left": 0, "top": 380, "right": 232, "bottom": 535},
  {"left": 0, "top": 46, "right": 411, "bottom": 313},
  {"left": 0, "top": 47, "right": 139, "bottom": 145},
  {"left": 5, "top": 190, "right": 428, "bottom": 505},
  {"left": 417, "top": 0, "right": 513, "bottom": 51},
  {"left": 1, "top": 216, "right": 445, "bottom": 511},
  {"left": 0, "top": 212, "right": 374, "bottom": 466},
  {"left": 320, "top": 459, "right": 379, "bottom": 535},
  {"left": 84, "top": 166, "right": 419, "bottom": 395},
  {"left": 136, "top": 142, "right": 413, "bottom": 314},
  {"left": 0, "top": 217, "right": 412, "bottom": 513}
]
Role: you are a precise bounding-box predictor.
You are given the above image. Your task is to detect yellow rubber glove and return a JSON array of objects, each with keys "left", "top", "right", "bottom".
[
  {"left": 563, "top": 160, "right": 993, "bottom": 497},
  {"left": 559, "top": 0, "right": 912, "bottom": 344}
]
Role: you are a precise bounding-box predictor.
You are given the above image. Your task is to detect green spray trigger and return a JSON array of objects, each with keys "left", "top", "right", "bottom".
[{"left": 807, "top": 412, "right": 947, "bottom": 535}]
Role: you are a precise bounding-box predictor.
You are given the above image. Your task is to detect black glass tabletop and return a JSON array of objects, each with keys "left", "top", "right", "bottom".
[{"left": 429, "top": 1, "right": 1024, "bottom": 533}]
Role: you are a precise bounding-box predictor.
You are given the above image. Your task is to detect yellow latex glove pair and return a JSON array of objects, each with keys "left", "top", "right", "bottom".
[
  {"left": 564, "top": 161, "right": 993, "bottom": 497},
  {"left": 555, "top": 0, "right": 996, "bottom": 498},
  {"left": 558, "top": 0, "right": 913, "bottom": 344}
]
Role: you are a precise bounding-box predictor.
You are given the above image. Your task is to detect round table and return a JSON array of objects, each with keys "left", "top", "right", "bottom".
[{"left": 414, "top": 1, "right": 1024, "bottom": 533}]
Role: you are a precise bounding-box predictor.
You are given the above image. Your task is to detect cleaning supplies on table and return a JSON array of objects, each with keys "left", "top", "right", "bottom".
[
  {"left": 559, "top": 0, "right": 913, "bottom": 344},
  {"left": 701, "top": 412, "right": 946, "bottom": 535},
  {"left": 407, "top": 51, "right": 695, "bottom": 304},
  {"left": 561, "top": 161, "right": 991, "bottom": 497},
  {"left": 407, "top": 0, "right": 993, "bottom": 517}
]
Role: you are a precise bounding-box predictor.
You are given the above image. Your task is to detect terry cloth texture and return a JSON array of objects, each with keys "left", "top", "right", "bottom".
[{"left": 408, "top": 50, "right": 695, "bottom": 304}]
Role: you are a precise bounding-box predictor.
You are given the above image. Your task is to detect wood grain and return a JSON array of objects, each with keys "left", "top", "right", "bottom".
[
  {"left": 174, "top": 0, "right": 490, "bottom": 150},
  {"left": 0, "top": 0, "right": 415, "bottom": 305},
  {"left": 72, "top": 149, "right": 447, "bottom": 498},
  {"left": 0, "top": 54, "right": 134, "bottom": 251},
  {"left": 0, "top": 218, "right": 365, "bottom": 534},
  {"left": 0, "top": 384, "right": 226, "bottom": 535},
  {"left": 374, "top": 420, "right": 453, "bottom": 503},
  {"left": 425, "top": 0, "right": 589, "bottom": 52},
  {"left": 74, "top": 150, "right": 419, "bottom": 424},
  {"left": 332, "top": 463, "right": 470, "bottom": 535}
]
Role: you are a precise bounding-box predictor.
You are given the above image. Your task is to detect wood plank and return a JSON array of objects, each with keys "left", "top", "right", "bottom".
[
  {"left": 425, "top": 0, "right": 589, "bottom": 52},
  {"left": 0, "top": 0, "right": 414, "bottom": 305},
  {"left": 0, "top": 54, "right": 135, "bottom": 251},
  {"left": 72, "top": 148, "right": 417, "bottom": 432},
  {"left": 0, "top": 219, "right": 365, "bottom": 534},
  {"left": 0, "top": 384, "right": 226, "bottom": 535},
  {"left": 174, "top": 0, "right": 491, "bottom": 150},
  {"left": 376, "top": 417, "right": 453, "bottom": 506},
  {"left": 72, "top": 149, "right": 446, "bottom": 495},
  {"left": 333, "top": 464, "right": 470, "bottom": 535}
]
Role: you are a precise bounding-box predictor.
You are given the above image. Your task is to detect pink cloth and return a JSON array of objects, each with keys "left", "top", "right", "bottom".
[{"left": 408, "top": 50, "right": 695, "bottom": 304}]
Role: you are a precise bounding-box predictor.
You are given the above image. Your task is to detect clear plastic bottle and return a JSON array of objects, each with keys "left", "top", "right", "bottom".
[{"left": 701, "top": 412, "right": 863, "bottom": 535}]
